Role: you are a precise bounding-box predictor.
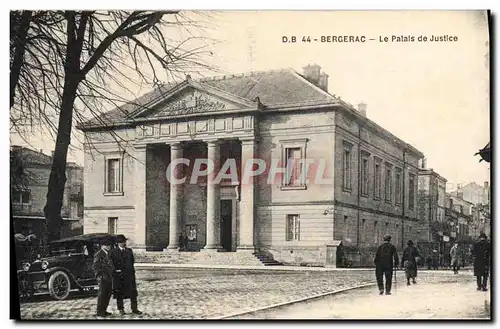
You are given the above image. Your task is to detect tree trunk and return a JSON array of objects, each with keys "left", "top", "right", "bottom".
[
  {"left": 43, "top": 76, "right": 79, "bottom": 241},
  {"left": 10, "top": 10, "right": 32, "bottom": 109},
  {"left": 43, "top": 12, "right": 87, "bottom": 242}
]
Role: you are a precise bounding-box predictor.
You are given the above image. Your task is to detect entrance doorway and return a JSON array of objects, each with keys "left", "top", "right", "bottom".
[{"left": 220, "top": 200, "right": 232, "bottom": 251}]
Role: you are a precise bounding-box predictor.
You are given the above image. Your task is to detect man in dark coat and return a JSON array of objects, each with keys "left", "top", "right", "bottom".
[
  {"left": 110, "top": 234, "right": 142, "bottom": 315},
  {"left": 374, "top": 235, "right": 399, "bottom": 295},
  {"left": 402, "top": 240, "right": 422, "bottom": 285},
  {"left": 473, "top": 233, "right": 490, "bottom": 291},
  {"left": 92, "top": 237, "right": 115, "bottom": 317}
]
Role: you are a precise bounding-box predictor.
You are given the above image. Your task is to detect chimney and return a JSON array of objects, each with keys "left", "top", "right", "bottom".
[
  {"left": 420, "top": 158, "right": 427, "bottom": 169},
  {"left": 484, "top": 181, "right": 489, "bottom": 190},
  {"left": 318, "top": 73, "right": 329, "bottom": 92},
  {"left": 358, "top": 103, "right": 367, "bottom": 117},
  {"left": 302, "top": 64, "right": 321, "bottom": 86},
  {"left": 51, "top": 150, "right": 55, "bottom": 157},
  {"left": 39, "top": 149, "right": 43, "bottom": 154}
]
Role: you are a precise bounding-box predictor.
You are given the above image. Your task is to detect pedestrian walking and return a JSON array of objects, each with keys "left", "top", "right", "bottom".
[
  {"left": 402, "top": 240, "right": 422, "bottom": 285},
  {"left": 431, "top": 249, "right": 439, "bottom": 270},
  {"left": 472, "top": 233, "right": 490, "bottom": 291},
  {"left": 110, "top": 234, "right": 142, "bottom": 315},
  {"left": 374, "top": 235, "right": 399, "bottom": 295},
  {"left": 92, "top": 237, "right": 115, "bottom": 317},
  {"left": 450, "top": 243, "right": 459, "bottom": 274},
  {"left": 426, "top": 255, "right": 433, "bottom": 270}
]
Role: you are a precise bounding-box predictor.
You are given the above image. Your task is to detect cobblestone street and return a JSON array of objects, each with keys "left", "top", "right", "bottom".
[{"left": 19, "top": 267, "right": 477, "bottom": 320}]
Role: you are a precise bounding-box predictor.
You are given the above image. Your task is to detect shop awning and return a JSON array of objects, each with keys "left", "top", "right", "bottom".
[{"left": 475, "top": 142, "right": 490, "bottom": 163}]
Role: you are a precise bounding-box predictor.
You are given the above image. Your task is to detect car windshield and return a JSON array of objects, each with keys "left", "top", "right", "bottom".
[{"left": 48, "top": 243, "right": 80, "bottom": 256}]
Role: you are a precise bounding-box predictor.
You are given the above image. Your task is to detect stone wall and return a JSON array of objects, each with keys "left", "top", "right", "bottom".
[{"left": 145, "top": 146, "right": 170, "bottom": 250}]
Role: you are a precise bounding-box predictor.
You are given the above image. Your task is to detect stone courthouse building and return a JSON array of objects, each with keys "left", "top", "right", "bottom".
[{"left": 79, "top": 64, "right": 424, "bottom": 266}]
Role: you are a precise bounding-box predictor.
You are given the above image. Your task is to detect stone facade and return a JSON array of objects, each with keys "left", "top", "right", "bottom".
[
  {"left": 10, "top": 146, "right": 84, "bottom": 237},
  {"left": 418, "top": 168, "right": 447, "bottom": 245},
  {"left": 79, "top": 65, "right": 424, "bottom": 267}
]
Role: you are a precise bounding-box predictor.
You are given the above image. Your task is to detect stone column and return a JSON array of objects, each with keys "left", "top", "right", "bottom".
[
  {"left": 238, "top": 138, "right": 256, "bottom": 251},
  {"left": 134, "top": 145, "right": 147, "bottom": 249},
  {"left": 204, "top": 140, "right": 221, "bottom": 250},
  {"left": 167, "top": 142, "right": 183, "bottom": 249}
]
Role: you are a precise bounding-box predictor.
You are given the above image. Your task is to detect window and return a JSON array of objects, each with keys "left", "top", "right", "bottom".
[
  {"left": 385, "top": 164, "right": 392, "bottom": 203},
  {"left": 361, "top": 219, "right": 367, "bottom": 244},
  {"left": 12, "top": 190, "right": 31, "bottom": 204},
  {"left": 280, "top": 139, "right": 308, "bottom": 189},
  {"left": 106, "top": 158, "right": 121, "bottom": 193},
  {"left": 385, "top": 222, "right": 389, "bottom": 236},
  {"left": 343, "top": 216, "right": 348, "bottom": 241},
  {"left": 285, "top": 147, "right": 302, "bottom": 187},
  {"left": 286, "top": 214, "right": 300, "bottom": 241},
  {"left": 409, "top": 174, "right": 416, "bottom": 209},
  {"left": 343, "top": 142, "right": 353, "bottom": 191},
  {"left": 361, "top": 157, "right": 369, "bottom": 196},
  {"left": 108, "top": 217, "right": 118, "bottom": 235},
  {"left": 374, "top": 221, "right": 379, "bottom": 244},
  {"left": 395, "top": 168, "right": 402, "bottom": 205},
  {"left": 374, "top": 158, "right": 382, "bottom": 199},
  {"left": 395, "top": 224, "right": 400, "bottom": 247}
]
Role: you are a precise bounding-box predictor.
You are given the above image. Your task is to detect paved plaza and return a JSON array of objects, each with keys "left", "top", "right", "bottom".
[{"left": 19, "top": 267, "right": 481, "bottom": 320}]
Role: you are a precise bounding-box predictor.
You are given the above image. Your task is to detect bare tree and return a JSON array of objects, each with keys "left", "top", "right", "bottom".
[{"left": 10, "top": 10, "right": 217, "bottom": 241}]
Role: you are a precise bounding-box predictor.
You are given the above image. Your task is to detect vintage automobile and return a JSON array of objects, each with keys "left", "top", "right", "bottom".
[{"left": 17, "top": 233, "right": 116, "bottom": 300}]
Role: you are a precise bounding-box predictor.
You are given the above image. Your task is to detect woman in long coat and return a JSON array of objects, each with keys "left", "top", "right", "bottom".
[
  {"left": 110, "top": 235, "right": 141, "bottom": 315},
  {"left": 402, "top": 240, "right": 422, "bottom": 285}
]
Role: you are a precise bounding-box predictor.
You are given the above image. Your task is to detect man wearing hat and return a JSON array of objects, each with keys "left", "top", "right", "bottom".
[
  {"left": 374, "top": 235, "right": 400, "bottom": 295},
  {"left": 110, "top": 234, "right": 142, "bottom": 315},
  {"left": 92, "top": 236, "right": 115, "bottom": 317},
  {"left": 472, "top": 233, "right": 490, "bottom": 291}
]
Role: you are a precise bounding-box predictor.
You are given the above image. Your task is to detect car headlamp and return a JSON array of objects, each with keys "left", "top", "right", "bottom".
[
  {"left": 22, "top": 262, "right": 30, "bottom": 271},
  {"left": 41, "top": 261, "right": 49, "bottom": 270}
]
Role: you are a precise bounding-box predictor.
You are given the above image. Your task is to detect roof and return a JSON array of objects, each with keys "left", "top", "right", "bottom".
[
  {"left": 77, "top": 67, "right": 424, "bottom": 157},
  {"left": 418, "top": 168, "right": 447, "bottom": 182},
  {"left": 78, "top": 68, "right": 336, "bottom": 128},
  {"left": 10, "top": 146, "right": 81, "bottom": 168},
  {"left": 49, "top": 233, "right": 116, "bottom": 245}
]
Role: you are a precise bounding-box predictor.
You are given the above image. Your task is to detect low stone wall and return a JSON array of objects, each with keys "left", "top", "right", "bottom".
[{"left": 263, "top": 246, "right": 326, "bottom": 267}]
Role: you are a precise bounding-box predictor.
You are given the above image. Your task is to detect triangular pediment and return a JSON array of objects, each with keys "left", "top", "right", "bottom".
[{"left": 130, "top": 80, "right": 257, "bottom": 119}]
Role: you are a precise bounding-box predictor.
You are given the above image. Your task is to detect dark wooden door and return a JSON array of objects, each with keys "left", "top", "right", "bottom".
[{"left": 220, "top": 200, "right": 232, "bottom": 251}]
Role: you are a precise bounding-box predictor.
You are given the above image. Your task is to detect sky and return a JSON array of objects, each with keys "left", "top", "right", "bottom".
[{"left": 10, "top": 10, "right": 490, "bottom": 189}]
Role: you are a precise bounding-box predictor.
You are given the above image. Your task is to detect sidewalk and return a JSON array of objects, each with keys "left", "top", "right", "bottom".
[
  {"left": 233, "top": 280, "right": 490, "bottom": 319},
  {"left": 135, "top": 262, "right": 475, "bottom": 273}
]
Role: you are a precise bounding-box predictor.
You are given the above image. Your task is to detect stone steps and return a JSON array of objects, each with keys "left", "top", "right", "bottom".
[{"left": 134, "top": 250, "right": 265, "bottom": 266}]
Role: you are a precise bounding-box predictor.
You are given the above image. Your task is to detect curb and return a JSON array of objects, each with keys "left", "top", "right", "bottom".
[
  {"left": 208, "top": 282, "right": 377, "bottom": 320},
  {"left": 135, "top": 263, "right": 475, "bottom": 273}
]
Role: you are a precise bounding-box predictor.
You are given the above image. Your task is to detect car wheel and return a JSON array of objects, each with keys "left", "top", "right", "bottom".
[{"left": 48, "top": 271, "right": 71, "bottom": 300}]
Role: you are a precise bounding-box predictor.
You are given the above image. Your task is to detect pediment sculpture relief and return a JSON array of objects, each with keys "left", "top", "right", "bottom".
[{"left": 153, "top": 91, "right": 228, "bottom": 117}]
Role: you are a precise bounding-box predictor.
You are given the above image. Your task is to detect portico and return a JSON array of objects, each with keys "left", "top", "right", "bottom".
[
  {"left": 123, "top": 77, "right": 259, "bottom": 252},
  {"left": 134, "top": 136, "right": 256, "bottom": 252}
]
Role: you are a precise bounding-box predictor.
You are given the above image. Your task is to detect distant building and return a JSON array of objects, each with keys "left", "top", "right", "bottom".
[
  {"left": 449, "top": 181, "right": 490, "bottom": 239},
  {"left": 10, "top": 146, "right": 84, "bottom": 238},
  {"left": 445, "top": 192, "right": 473, "bottom": 243},
  {"left": 450, "top": 181, "right": 490, "bottom": 206},
  {"left": 417, "top": 164, "right": 447, "bottom": 245}
]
